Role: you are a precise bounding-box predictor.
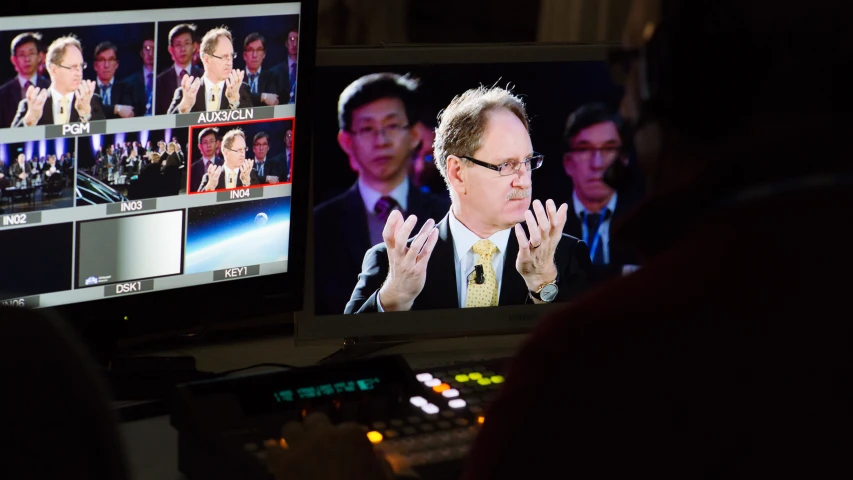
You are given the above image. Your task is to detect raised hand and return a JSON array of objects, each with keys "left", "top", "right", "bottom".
[
  {"left": 239, "top": 158, "right": 254, "bottom": 185},
  {"left": 178, "top": 75, "right": 201, "bottom": 114},
  {"left": 514, "top": 199, "right": 569, "bottom": 292},
  {"left": 203, "top": 164, "right": 222, "bottom": 191},
  {"left": 225, "top": 69, "right": 245, "bottom": 107},
  {"left": 265, "top": 413, "right": 396, "bottom": 480},
  {"left": 377, "top": 211, "right": 440, "bottom": 311},
  {"left": 75, "top": 79, "right": 96, "bottom": 120},
  {"left": 22, "top": 85, "right": 49, "bottom": 127},
  {"left": 262, "top": 92, "right": 279, "bottom": 106}
]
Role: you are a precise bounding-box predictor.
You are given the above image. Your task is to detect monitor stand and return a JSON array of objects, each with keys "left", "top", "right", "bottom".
[{"left": 318, "top": 337, "right": 409, "bottom": 364}]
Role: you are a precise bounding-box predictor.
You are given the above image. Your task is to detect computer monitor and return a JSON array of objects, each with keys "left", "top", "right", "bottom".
[
  {"left": 297, "top": 43, "right": 646, "bottom": 345},
  {"left": 0, "top": 1, "right": 317, "bottom": 341}
]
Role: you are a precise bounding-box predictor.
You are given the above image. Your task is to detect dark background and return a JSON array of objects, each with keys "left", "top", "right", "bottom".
[
  {"left": 157, "top": 15, "right": 299, "bottom": 75},
  {"left": 0, "top": 222, "right": 74, "bottom": 298},
  {"left": 312, "top": 60, "right": 625, "bottom": 209},
  {"left": 0, "top": 23, "right": 154, "bottom": 85}
]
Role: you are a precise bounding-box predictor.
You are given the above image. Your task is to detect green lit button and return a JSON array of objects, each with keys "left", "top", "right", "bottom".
[
  {"left": 455, "top": 374, "right": 470, "bottom": 382},
  {"left": 468, "top": 372, "right": 483, "bottom": 380},
  {"left": 490, "top": 375, "right": 505, "bottom": 384},
  {"left": 477, "top": 378, "right": 492, "bottom": 386}
]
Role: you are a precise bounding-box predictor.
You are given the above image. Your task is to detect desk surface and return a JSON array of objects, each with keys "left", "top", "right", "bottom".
[{"left": 119, "top": 333, "right": 526, "bottom": 480}]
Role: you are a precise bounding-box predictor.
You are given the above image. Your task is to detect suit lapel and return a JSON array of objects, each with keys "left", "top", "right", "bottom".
[
  {"left": 499, "top": 232, "right": 528, "bottom": 306},
  {"left": 41, "top": 92, "right": 54, "bottom": 125},
  {"left": 194, "top": 83, "right": 207, "bottom": 112},
  {"left": 416, "top": 214, "right": 459, "bottom": 310},
  {"left": 340, "top": 183, "right": 372, "bottom": 262}
]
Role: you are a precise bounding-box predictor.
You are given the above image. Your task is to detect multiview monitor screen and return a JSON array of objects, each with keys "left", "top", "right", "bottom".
[
  {"left": 0, "top": 2, "right": 308, "bottom": 315},
  {"left": 298, "top": 45, "right": 647, "bottom": 342}
]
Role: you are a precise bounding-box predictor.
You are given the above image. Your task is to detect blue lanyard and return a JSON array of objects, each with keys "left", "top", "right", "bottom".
[{"left": 584, "top": 213, "right": 604, "bottom": 261}]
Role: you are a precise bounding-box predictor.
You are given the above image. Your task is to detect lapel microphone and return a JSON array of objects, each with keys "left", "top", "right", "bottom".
[{"left": 474, "top": 264, "right": 485, "bottom": 284}]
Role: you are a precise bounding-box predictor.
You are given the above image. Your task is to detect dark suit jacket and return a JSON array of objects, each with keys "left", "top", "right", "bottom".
[
  {"left": 166, "top": 81, "right": 253, "bottom": 115},
  {"left": 314, "top": 182, "right": 451, "bottom": 315},
  {"left": 463, "top": 184, "right": 853, "bottom": 480},
  {"left": 189, "top": 156, "right": 224, "bottom": 193},
  {"left": 563, "top": 187, "right": 644, "bottom": 283},
  {"left": 345, "top": 213, "right": 592, "bottom": 314},
  {"left": 269, "top": 150, "right": 291, "bottom": 182},
  {"left": 0, "top": 75, "right": 50, "bottom": 128},
  {"left": 252, "top": 157, "right": 282, "bottom": 184},
  {"left": 155, "top": 65, "right": 203, "bottom": 115},
  {"left": 197, "top": 167, "right": 258, "bottom": 192},
  {"left": 11, "top": 92, "right": 106, "bottom": 127},
  {"left": 269, "top": 61, "right": 292, "bottom": 103},
  {"left": 246, "top": 68, "right": 283, "bottom": 107},
  {"left": 93, "top": 79, "right": 134, "bottom": 120},
  {"left": 122, "top": 69, "right": 152, "bottom": 117}
]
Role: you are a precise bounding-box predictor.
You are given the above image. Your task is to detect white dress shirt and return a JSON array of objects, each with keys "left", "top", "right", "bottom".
[
  {"left": 17, "top": 73, "right": 38, "bottom": 90},
  {"left": 358, "top": 176, "right": 409, "bottom": 214},
  {"left": 173, "top": 62, "right": 192, "bottom": 77},
  {"left": 203, "top": 76, "right": 226, "bottom": 110},
  {"left": 448, "top": 209, "right": 511, "bottom": 308},
  {"left": 50, "top": 87, "right": 75, "bottom": 124},
  {"left": 573, "top": 192, "right": 618, "bottom": 264},
  {"left": 223, "top": 164, "right": 239, "bottom": 188}
]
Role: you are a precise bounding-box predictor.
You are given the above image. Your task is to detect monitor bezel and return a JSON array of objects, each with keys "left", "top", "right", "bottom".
[
  {"left": 1, "top": 0, "right": 318, "bottom": 341},
  {"left": 296, "top": 42, "right": 611, "bottom": 345}
]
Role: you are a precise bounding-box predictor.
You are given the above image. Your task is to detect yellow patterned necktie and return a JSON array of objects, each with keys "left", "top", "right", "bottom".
[
  {"left": 57, "top": 97, "right": 70, "bottom": 124},
  {"left": 466, "top": 239, "right": 498, "bottom": 308},
  {"left": 207, "top": 84, "right": 221, "bottom": 111}
]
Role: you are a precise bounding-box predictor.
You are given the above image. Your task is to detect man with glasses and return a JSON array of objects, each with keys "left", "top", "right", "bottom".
[
  {"left": 189, "top": 127, "right": 224, "bottom": 192},
  {"left": 13, "top": 35, "right": 104, "bottom": 127},
  {"left": 90, "top": 41, "right": 135, "bottom": 119},
  {"left": 156, "top": 24, "right": 203, "bottom": 116},
  {"left": 344, "top": 86, "right": 591, "bottom": 314},
  {"left": 169, "top": 26, "right": 252, "bottom": 115},
  {"left": 122, "top": 35, "right": 155, "bottom": 117},
  {"left": 314, "top": 72, "right": 450, "bottom": 315},
  {"left": 562, "top": 102, "right": 643, "bottom": 282},
  {"left": 197, "top": 128, "right": 258, "bottom": 191},
  {"left": 270, "top": 27, "right": 297, "bottom": 104},
  {"left": 250, "top": 131, "right": 280, "bottom": 184},
  {"left": 0, "top": 32, "right": 50, "bottom": 128},
  {"left": 242, "top": 32, "right": 281, "bottom": 107}
]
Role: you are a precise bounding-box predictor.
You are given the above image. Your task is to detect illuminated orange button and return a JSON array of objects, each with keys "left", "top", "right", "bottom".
[
  {"left": 433, "top": 383, "right": 450, "bottom": 393},
  {"left": 477, "top": 416, "right": 485, "bottom": 425},
  {"left": 366, "top": 431, "right": 383, "bottom": 444},
  {"left": 279, "top": 438, "right": 289, "bottom": 449}
]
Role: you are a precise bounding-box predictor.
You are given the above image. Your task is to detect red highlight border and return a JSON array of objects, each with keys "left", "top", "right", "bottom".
[{"left": 187, "top": 116, "right": 296, "bottom": 194}]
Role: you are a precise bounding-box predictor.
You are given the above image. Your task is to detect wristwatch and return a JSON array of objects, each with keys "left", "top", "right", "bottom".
[{"left": 529, "top": 279, "right": 559, "bottom": 303}]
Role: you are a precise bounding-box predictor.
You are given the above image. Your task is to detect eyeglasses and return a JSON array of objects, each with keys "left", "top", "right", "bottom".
[
  {"left": 53, "top": 62, "right": 87, "bottom": 72},
  {"left": 224, "top": 146, "right": 249, "bottom": 154},
  {"left": 209, "top": 52, "right": 237, "bottom": 61},
  {"left": 253, "top": 143, "right": 269, "bottom": 148},
  {"left": 244, "top": 48, "right": 265, "bottom": 55},
  {"left": 94, "top": 57, "right": 118, "bottom": 65},
  {"left": 172, "top": 41, "right": 193, "bottom": 50},
  {"left": 568, "top": 146, "right": 622, "bottom": 162},
  {"left": 459, "top": 154, "right": 544, "bottom": 176},
  {"left": 142, "top": 45, "right": 154, "bottom": 52},
  {"left": 15, "top": 51, "right": 38, "bottom": 59},
  {"left": 350, "top": 123, "right": 410, "bottom": 141},
  {"left": 287, "top": 36, "right": 298, "bottom": 42}
]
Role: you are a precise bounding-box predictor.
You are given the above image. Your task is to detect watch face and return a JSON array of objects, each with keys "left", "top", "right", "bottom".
[{"left": 540, "top": 283, "right": 558, "bottom": 302}]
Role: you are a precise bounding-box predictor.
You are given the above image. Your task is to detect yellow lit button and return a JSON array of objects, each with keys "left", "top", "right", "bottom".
[
  {"left": 468, "top": 372, "right": 483, "bottom": 380},
  {"left": 433, "top": 383, "right": 450, "bottom": 393},
  {"left": 477, "top": 378, "right": 492, "bottom": 386},
  {"left": 366, "top": 431, "right": 383, "bottom": 444},
  {"left": 490, "top": 375, "right": 505, "bottom": 384},
  {"left": 477, "top": 416, "right": 485, "bottom": 425},
  {"left": 455, "top": 374, "right": 470, "bottom": 382},
  {"left": 279, "top": 438, "right": 289, "bottom": 449}
]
